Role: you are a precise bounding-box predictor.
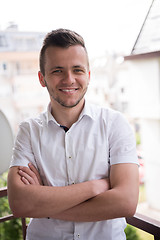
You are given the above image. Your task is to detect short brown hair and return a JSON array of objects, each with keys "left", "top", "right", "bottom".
[{"left": 39, "top": 28, "right": 88, "bottom": 76}]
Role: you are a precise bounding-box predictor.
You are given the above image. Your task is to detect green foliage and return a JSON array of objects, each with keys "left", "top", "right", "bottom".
[
  {"left": 136, "top": 132, "right": 141, "bottom": 146},
  {"left": 125, "top": 224, "right": 140, "bottom": 240},
  {"left": 0, "top": 172, "right": 23, "bottom": 240},
  {"left": 0, "top": 218, "right": 23, "bottom": 240},
  {"left": 0, "top": 172, "right": 8, "bottom": 187}
]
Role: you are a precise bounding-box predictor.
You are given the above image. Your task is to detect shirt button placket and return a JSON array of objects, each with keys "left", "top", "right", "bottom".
[
  {"left": 65, "top": 132, "right": 74, "bottom": 185},
  {"left": 74, "top": 233, "right": 81, "bottom": 239},
  {"left": 74, "top": 223, "right": 83, "bottom": 240}
]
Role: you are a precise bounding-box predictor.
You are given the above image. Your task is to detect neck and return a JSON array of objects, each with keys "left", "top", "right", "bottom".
[{"left": 50, "top": 100, "right": 85, "bottom": 129}]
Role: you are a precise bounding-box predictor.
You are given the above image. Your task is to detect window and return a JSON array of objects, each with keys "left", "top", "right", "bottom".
[
  {"left": 0, "top": 35, "right": 7, "bottom": 47},
  {"left": 3, "top": 63, "right": 7, "bottom": 71}
]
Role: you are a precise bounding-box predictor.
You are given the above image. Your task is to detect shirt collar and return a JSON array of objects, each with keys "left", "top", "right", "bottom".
[
  {"left": 46, "top": 100, "right": 96, "bottom": 125},
  {"left": 46, "top": 103, "right": 58, "bottom": 124},
  {"left": 78, "top": 100, "right": 97, "bottom": 121}
]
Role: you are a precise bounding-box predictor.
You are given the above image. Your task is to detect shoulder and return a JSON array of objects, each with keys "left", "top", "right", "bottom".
[
  {"left": 18, "top": 111, "right": 47, "bottom": 132},
  {"left": 88, "top": 103, "right": 124, "bottom": 123},
  {"left": 87, "top": 103, "right": 133, "bottom": 135}
]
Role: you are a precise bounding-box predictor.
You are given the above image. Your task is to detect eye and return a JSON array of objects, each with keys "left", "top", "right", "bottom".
[
  {"left": 74, "top": 68, "right": 84, "bottom": 73},
  {"left": 52, "top": 69, "right": 63, "bottom": 74}
]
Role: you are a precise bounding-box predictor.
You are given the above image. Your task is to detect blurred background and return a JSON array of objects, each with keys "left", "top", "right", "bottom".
[{"left": 1, "top": 0, "right": 160, "bottom": 239}]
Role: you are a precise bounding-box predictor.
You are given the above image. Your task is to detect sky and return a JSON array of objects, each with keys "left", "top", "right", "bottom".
[{"left": 0, "top": 0, "right": 152, "bottom": 57}]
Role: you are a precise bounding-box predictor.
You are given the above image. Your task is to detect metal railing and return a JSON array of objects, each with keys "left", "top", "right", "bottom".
[
  {"left": 0, "top": 187, "right": 27, "bottom": 240},
  {"left": 126, "top": 213, "right": 160, "bottom": 240},
  {"left": 1, "top": 187, "right": 160, "bottom": 240}
]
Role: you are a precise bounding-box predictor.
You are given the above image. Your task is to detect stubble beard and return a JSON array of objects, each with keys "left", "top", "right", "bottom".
[{"left": 45, "top": 82, "right": 88, "bottom": 108}]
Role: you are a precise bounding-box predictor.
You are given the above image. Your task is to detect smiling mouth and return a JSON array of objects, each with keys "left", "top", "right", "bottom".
[{"left": 59, "top": 88, "right": 79, "bottom": 92}]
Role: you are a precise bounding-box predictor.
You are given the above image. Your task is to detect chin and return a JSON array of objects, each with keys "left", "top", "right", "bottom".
[{"left": 60, "top": 99, "right": 84, "bottom": 108}]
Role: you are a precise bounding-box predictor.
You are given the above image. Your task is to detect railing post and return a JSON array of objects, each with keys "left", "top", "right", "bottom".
[
  {"left": 21, "top": 218, "right": 27, "bottom": 240},
  {"left": 154, "top": 236, "right": 160, "bottom": 240}
]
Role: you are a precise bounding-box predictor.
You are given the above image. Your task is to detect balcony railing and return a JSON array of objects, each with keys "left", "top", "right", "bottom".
[
  {"left": 127, "top": 213, "right": 160, "bottom": 240},
  {"left": 0, "top": 187, "right": 27, "bottom": 240},
  {"left": 1, "top": 186, "right": 160, "bottom": 240}
]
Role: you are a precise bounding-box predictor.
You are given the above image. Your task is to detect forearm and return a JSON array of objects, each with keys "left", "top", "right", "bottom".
[
  {"left": 52, "top": 164, "right": 139, "bottom": 222},
  {"left": 52, "top": 187, "right": 138, "bottom": 222},
  {"left": 8, "top": 167, "right": 109, "bottom": 218},
  {"left": 8, "top": 182, "right": 97, "bottom": 218},
  {"left": 10, "top": 185, "right": 91, "bottom": 218}
]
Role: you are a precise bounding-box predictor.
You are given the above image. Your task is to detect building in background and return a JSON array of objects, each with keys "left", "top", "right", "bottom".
[
  {"left": 0, "top": 23, "right": 48, "bottom": 133},
  {"left": 87, "top": 53, "right": 127, "bottom": 110},
  {"left": 124, "top": 0, "right": 160, "bottom": 216}
]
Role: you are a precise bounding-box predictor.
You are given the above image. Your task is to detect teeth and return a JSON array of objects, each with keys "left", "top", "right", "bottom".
[{"left": 61, "top": 89, "right": 77, "bottom": 92}]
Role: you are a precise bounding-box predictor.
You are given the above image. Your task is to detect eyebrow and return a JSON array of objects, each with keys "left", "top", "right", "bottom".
[
  {"left": 49, "top": 65, "right": 87, "bottom": 71},
  {"left": 73, "top": 65, "right": 84, "bottom": 68},
  {"left": 73, "top": 65, "right": 87, "bottom": 71},
  {"left": 49, "top": 66, "right": 64, "bottom": 71}
]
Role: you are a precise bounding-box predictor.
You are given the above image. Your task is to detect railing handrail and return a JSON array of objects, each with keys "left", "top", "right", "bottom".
[
  {"left": 0, "top": 186, "right": 7, "bottom": 197},
  {"left": 126, "top": 212, "right": 160, "bottom": 239}
]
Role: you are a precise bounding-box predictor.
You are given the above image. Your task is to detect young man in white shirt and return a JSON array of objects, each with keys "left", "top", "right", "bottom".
[{"left": 8, "top": 28, "right": 139, "bottom": 240}]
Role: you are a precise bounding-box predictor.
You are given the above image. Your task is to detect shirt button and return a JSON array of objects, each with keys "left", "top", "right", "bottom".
[
  {"left": 77, "top": 234, "right": 80, "bottom": 238},
  {"left": 69, "top": 156, "right": 72, "bottom": 159}
]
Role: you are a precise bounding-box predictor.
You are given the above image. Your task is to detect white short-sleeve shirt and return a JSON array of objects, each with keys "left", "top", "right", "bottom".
[{"left": 10, "top": 101, "right": 138, "bottom": 240}]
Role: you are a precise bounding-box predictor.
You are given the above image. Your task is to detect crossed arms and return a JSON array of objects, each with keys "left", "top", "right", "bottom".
[{"left": 7, "top": 162, "right": 139, "bottom": 222}]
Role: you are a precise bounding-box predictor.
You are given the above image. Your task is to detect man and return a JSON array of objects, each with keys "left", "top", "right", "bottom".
[{"left": 7, "top": 28, "right": 139, "bottom": 240}]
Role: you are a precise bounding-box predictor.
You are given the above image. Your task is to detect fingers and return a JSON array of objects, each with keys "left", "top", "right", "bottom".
[
  {"left": 18, "top": 164, "right": 41, "bottom": 185},
  {"left": 19, "top": 168, "right": 38, "bottom": 185},
  {"left": 28, "top": 163, "right": 38, "bottom": 174},
  {"left": 28, "top": 163, "right": 43, "bottom": 185},
  {"left": 21, "top": 176, "right": 30, "bottom": 185}
]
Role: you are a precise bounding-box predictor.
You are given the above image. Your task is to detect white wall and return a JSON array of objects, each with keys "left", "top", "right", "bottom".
[
  {"left": 141, "top": 119, "right": 160, "bottom": 210},
  {"left": 126, "top": 57, "right": 160, "bottom": 211},
  {"left": 127, "top": 58, "right": 160, "bottom": 119}
]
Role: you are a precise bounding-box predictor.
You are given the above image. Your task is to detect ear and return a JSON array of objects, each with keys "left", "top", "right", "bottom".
[
  {"left": 38, "top": 71, "right": 46, "bottom": 87},
  {"left": 88, "top": 70, "right": 91, "bottom": 79},
  {"left": 88, "top": 70, "right": 91, "bottom": 83}
]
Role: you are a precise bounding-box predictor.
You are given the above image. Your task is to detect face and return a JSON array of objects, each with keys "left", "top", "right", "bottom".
[{"left": 38, "top": 45, "right": 90, "bottom": 109}]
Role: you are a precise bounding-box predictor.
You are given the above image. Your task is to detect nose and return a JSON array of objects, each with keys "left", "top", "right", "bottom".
[{"left": 63, "top": 71, "right": 75, "bottom": 85}]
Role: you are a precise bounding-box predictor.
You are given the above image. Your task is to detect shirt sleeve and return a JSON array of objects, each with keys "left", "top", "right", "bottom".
[
  {"left": 108, "top": 112, "right": 138, "bottom": 166},
  {"left": 10, "top": 121, "right": 37, "bottom": 168}
]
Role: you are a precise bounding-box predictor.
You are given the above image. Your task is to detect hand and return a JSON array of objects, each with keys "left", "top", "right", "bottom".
[
  {"left": 92, "top": 178, "right": 110, "bottom": 196},
  {"left": 18, "top": 163, "right": 43, "bottom": 185}
]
